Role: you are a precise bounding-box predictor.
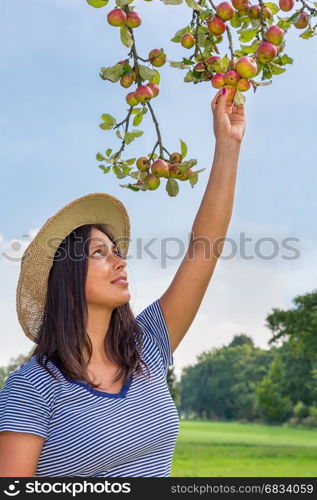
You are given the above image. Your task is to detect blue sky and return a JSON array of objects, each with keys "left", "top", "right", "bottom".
[{"left": 1, "top": 0, "right": 317, "bottom": 379}]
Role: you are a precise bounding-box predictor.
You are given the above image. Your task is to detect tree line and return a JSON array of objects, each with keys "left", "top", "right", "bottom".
[{"left": 167, "top": 289, "right": 317, "bottom": 428}]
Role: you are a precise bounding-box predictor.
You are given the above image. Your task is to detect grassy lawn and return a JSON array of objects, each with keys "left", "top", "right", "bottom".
[{"left": 171, "top": 420, "right": 317, "bottom": 477}]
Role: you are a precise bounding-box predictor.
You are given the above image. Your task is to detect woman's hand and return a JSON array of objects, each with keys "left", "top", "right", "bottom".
[{"left": 211, "top": 88, "right": 246, "bottom": 144}]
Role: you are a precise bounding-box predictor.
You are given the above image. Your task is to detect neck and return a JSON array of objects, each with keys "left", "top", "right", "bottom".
[{"left": 84, "top": 303, "right": 113, "bottom": 364}]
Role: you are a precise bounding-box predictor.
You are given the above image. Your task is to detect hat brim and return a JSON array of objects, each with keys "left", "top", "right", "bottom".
[{"left": 16, "top": 192, "right": 130, "bottom": 342}]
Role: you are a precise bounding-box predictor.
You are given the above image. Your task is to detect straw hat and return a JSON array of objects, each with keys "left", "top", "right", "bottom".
[{"left": 16, "top": 192, "right": 131, "bottom": 342}]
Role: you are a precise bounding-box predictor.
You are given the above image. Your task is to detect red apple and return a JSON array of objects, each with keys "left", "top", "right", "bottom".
[
  {"left": 181, "top": 33, "right": 196, "bottom": 49},
  {"left": 126, "top": 92, "right": 139, "bottom": 106},
  {"left": 279, "top": 0, "right": 294, "bottom": 11},
  {"left": 263, "top": 6, "right": 273, "bottom": 19},
  {"left": 125, "top": 11, "right": 142, "bottom": 28},
  {"left": 237, "top": 78, "right": 251, "bottom": 91},
  {"left": 255, "top": 41, "right": 278, "bottom": 63},
  {"left": 151, "top": 159, "right": 169, "bottom": 178},
  {"left": 149, "top": 49, "right": 166, "bottom": 67},
  {"left": 211, "top": 72, "right": 225, "bottom": 88},
  {"left": 193, "top": 62, "right": 206, "bottom": 72},
  {"left": 135, "top": 85, "right": 153, "bottom": 103},
  {"left": 235, "top": 56, "right": 257, "bottom": 78},
  {"left": 120, "top": 74, "right": 134, "bottom": 88},
  {"left": 206, "top": 55, "right": 221, "bottom": 65},
  {"left": 147, "top": 82, "right": 159, "bottom": 97},
  {"left": 178, "top": 168, "right": 193, "bottom": 181},
  {"left": 248, "top": 5, "right": 261, "bottom": 18},
  {"left": 169, "top": 164, "right": 182, "bottom": 179},
  {"left": 223, "top": 84, "right": 236, "bottom": 102},
  {"left": 216, "top": 2, "right": 235, "bottom": 21},
  {"left": 265, "top": 25, "right": 285, "bottom": 45},
  {"left": 294, "top": 11, "right": 309, "bottom": 29},
  {"left": 232, "top": 0, "right": 251, "bottom": 10},
  {"left": 224, "top": 70, "right": 240, "bottom": 86},
  {"left": 207, "top": 16, "right": 227, "bottom": 36},
  {"left": 107, "top": 8, "right": 127, "bottom": 27}
]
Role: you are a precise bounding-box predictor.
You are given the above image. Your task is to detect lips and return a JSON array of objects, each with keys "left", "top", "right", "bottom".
[{"left": 111, "top": 274, "right": 128, "bottom": 284}]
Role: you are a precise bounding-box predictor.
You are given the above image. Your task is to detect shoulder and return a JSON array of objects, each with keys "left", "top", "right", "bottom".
[
  {"left": 3, "top": 355, "right": 62, "bottom": 408},
  {"left": 135, "top": 298, "right": 173, "bottom": 375}
]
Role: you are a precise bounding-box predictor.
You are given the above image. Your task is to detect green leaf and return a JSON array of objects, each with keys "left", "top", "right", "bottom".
[
  {"left": 171, "top": 26, "right": 190, "bottom": 43},
  {"left": 264, "top": 2, "right": 279, "bottom": 14},
  {"left": 268, "top": 62, "right": 286, "bottom": 75},
  {"left": 87, "top": 0, "right": 109, "bottom": 7},
  {"left": 185, "top": 0, "right": 204, "bottom": 12},
  {"left": 105, "top": 148, "right": 112, "bottom": 157},
  {"left": 126, "top": 158, "right": 136, "bottom": 165},
  {"left": 131, "top": 107, "right": 142, "bottom": 114},
  {"left": 184, "top": 70, "right": 193, "bottom": 82},
  {"left": 276, "top": 18, "right": 292, "bottom": 30},
  {"left": 100, "top": 64, "right": 125, "bottom": 82},
  {"left": 300, "top": 28, "right": 317, "bottom": 40},
  {"left": 124, "top": 132, "right": 134, "bottom": 145},
  {"left": 163, "top": 0, "right": 183, "bottom": 4},
  {"left": 233, "top": 89, "right": 246, "bottom": 106},
  {"left": 240, "top": 41, "right": 260, "bottom": 54},
  {"left": 99, "top": 123, "right": 113, "bottom": 130},
  {"left": 138, "top": 65, "right": 156, "bottom": 81},
  {"left": 98, "top": 165, "right": 111, "bottom": 174},
  {"left": 119, "top": 183, "right": 141, "bottom": 191},
  {"left": 238, "top": 28, "right": 258, "bottom": 43},
  {"left": 182, "top": 57, "right": 194, "bottom": 65},
  {"left": 120, "top": 25, "right": 133, "bottom": 48},
  {"left": 152, "top": 69, "right": 160, "bottom": 85},
  {"left": 166, "top": 178, "right": 179, "bottom": 197},
  {"left": 101, "top": 114, "right": 116, "bottom": 127},
  {"left": 230, "top": 12, "right": 241, "bottom": 28},
  {"left": 189, "top": 173, "right": 198, "bottom": 188},
  {"left": 112, "top": 165, "right": 126, "bottom": 179},
  {"left": 278, "top": 54, "right": 293, "bottom": 65},
  {"left": 287, "top": 12, "right": 302, "bottom": 23},
  {"left": 116, "top": 0, "right": 132, "bottom": 7},
  {"left": 191, "top": 168, "right": 206, "bottom": 175},
  {"left": 116, "top": 129, "right": 123, "bottom": 140},
  {"left": 96, "top": 152, "right": 106, "bottom": 161},
  {"left": 180, "top": 139, "right": 187, "bottom": 160},
  {"left": 220, "top": 54, "right": 230, "bottom": 73},
  {"left": 133, "top": 113, "right": 143, "bottom": 126},
  {"left": 179, "top": 159, "right": 197, "bottom": 171},
  {"left": 170, "top": 61, "right": 187, "bottom": 69},
  {"left": 130, "top": 129, "right": 143, "bottom": 138}
]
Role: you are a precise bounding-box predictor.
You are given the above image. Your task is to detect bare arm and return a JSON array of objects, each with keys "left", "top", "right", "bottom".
[
  {"left": 160, "top": 89, "right": 246, "bottom": 353},
  {"left": 0, "top": 431, "right": 44, "bottom": 477}
]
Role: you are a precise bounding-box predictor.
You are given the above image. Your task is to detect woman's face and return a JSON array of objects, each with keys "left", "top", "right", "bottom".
[{"left": 85, "top": 228, "right": 130, "bottom": 310}]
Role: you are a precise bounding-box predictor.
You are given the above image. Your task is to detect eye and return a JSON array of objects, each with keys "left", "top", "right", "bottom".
[{"left": 92, "top": 248, "right": 103, "bottom": 256}]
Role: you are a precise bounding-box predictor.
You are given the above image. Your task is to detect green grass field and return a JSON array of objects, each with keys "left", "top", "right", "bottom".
[{"left": 171, "top": 420, "right": 317, "bottom": 477}]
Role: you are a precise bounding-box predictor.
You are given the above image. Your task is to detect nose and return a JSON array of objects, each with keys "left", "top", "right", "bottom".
[{"left": 113, "top": 253, "right": 127, "bottom": 271}]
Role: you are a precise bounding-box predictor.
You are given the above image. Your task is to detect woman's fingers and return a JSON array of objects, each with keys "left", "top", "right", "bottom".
[{"left": 211, "top": 90, "right": 222, "bottom": 113}]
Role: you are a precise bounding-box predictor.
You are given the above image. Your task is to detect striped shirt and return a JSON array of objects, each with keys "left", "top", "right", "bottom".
[{"left": 0, "top": 299, "right": 180, "bottom": 477}]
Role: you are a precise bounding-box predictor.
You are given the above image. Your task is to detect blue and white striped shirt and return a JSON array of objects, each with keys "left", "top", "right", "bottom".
[{"left": 0, "top": 299, "right": 180, "bottom": 477}]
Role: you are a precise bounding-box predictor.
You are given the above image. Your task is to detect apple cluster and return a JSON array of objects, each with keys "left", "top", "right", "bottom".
[
  {"left": 87, "top": 0, "right": 316, "bottom": 194},
  {"left": 173, "top": 0, "right": 315, "bottom": 104},
  {"left": 121, "top": 49, "right": 166, "bottom": 107},
  {"left": 107, "top": 7, "right": 142, "bottom": 28},
  {"left": 135, "top": 153, "right": 195, "bottom": 191}
]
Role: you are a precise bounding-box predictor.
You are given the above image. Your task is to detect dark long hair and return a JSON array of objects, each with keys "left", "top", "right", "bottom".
[{"left": 26, "top": 223, "right": 151, "bottom": 388}]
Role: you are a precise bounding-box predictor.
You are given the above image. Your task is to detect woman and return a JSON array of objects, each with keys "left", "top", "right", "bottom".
[{"left": 0, "top": 88, "right": 246, "bottom": 477}]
